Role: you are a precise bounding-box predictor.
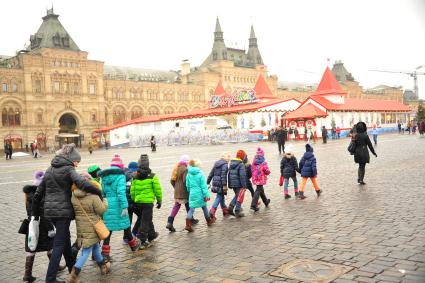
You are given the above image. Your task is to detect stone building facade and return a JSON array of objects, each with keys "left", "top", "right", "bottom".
[{"left": 0, "top": 9, "right": 404, "bottom": 150}]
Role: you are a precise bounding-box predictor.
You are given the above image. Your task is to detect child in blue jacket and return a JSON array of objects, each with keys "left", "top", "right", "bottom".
[{"left": 299, "top": 144, "right": 322, "bottom": 199}]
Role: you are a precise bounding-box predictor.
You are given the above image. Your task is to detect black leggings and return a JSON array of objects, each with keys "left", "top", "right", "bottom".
[
  {"left": 103, "top": 228, "right": 133, "bottom": 245},
  {"left": 251, "top": 185, "right": 268, "bottom": 207},
  {"left": 358, "top": 163, "right": 366, "bottom": 182}
]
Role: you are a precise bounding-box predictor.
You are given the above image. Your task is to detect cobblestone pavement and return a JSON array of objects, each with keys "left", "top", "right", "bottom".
[{"left": 1, "top": 133, "right": 424, "bottom": 283}]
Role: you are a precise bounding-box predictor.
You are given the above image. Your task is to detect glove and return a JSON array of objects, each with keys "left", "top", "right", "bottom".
[
  {"left": 204, "top": 197, "right": 210, "bottom": 202},
  {"left": 121, "top": 208, "right": 128, "bottom": 218},
  {"left": 156, "top": 202, "right": 162, "bottom": 209},
  {"left": 373, "top": 153, "right": 377, "bottom": 157},
  {"left": 223, "top": 186, "right": 228, "bottom": 195}
]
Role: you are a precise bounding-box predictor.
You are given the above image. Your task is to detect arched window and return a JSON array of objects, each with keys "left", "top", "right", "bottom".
[
  {"left": 112, "top": 106, "right": 126, "bottom": 124},
  {"left": 131, "top": 106, "right": 143, "bottom": 119},
  {"left": 1, "top": 105, "right": 21, "bottom": 127},
  {"left": 164, "top": 106, "right": 174, "bottom": 114},
  {"left": 2, "top": 108, "right": 7, "bottom": 126},
  {"left": 147, "top": 106, "right": 160, "bottom": 116},
  {"left": 14, "top": 108, "right": 21, "bottom": 126}
]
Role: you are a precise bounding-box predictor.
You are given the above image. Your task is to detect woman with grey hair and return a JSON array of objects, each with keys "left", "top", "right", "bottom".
[{"left": 32, "top": 143, "right": 102, "bottom": 283}]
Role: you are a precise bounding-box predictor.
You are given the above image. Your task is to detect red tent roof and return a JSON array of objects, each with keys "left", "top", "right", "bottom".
[
  {"left": 254, "top": 74, "right": 276, "bottom": 99},
  {"left": 311, "top": 66, "right": 346, "bottom": 96},
  {"left": 310, "top": 96, "right": 411, "bottom": 112},
  {"left": 214, "top": 81, "right": 226, "bottom": 95},
  {"left": 96, "top": 98, "right": 298, "bottom": 133},
  {"left": 283, "top": 104, "right": 328, "bottom": 120}
]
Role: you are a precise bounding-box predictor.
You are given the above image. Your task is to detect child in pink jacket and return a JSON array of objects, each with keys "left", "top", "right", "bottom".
[{"left": 250, "top": 147, "right": 271, "bottom": 211}]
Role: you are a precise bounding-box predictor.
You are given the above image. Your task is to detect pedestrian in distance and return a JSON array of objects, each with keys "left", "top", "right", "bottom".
[
  {"left": 4, "top": 141, "right": 13, "bottom": 160},
  {"left": 370, "top": 125, "right": 379, "bottom": 146},
  {"left": 31, "top": 143, "right": 102, "bottom": 283},
  {"left": 276, "top": 126, "right": 287, "bottom": 155},
  {"left": 98, "top": 154, "right": 141, "bottom": 261},
  {"left": 166, "top": 154, "right": 199, "bottom": 232},
  {"left": 280, "top": 145, "right": 300, "bottom": 199},
  {"left": 207, "top": 153, "right": 231, "bottom": 221},
  {"left": 250, "top": 148, "right": 271, "bottom": 212},
  {"left": 227, "top": 150, "right": 248, "bottom": 218},
  {"left": 298, "top": 144, "right": 322, "bottom": 199},
  {"left": 130, "top": 154, "right": 162, "bottom": 248},
  {"left": 68, "top": 173, "right": 110, "bottom": 283},
  {"left": 352, "top": 122, "right": 377, "bottom": 185},
  {"left": 322, "top": 126, "right": 328, "bottom": 144},
  {"left": 185, "top": 159, "right": 213, "bottom": 232},
  {"left": 150, "top": 136, "right": 156, "bottom": 152},
  {"left": 20, "top": 171, "right": 65, "bottom": 283}
]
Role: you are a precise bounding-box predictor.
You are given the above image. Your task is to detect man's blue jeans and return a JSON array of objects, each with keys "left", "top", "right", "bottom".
[{"left": 74, "top": 243, "right": 103, "bottom": 269}]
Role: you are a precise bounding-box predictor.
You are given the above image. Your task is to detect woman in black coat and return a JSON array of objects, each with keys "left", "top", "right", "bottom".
[{"left": 353, "top": 122, "right": 377, "bottom": 185}]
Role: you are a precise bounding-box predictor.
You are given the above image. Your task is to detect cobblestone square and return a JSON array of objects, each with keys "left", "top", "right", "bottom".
[{"left": 1, "top": 134, "right": 424, "bottom": 282}]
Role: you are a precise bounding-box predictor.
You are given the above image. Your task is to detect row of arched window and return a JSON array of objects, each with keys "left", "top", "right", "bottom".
[
  {"left": 2, "top": 108, "right": 21, "bottom": 127},
  {"left": 110, "top": 89, "right": 203, "bottom": 102},
  {"left": 111, "top": 106, "right": 195, "bottom": 125}
]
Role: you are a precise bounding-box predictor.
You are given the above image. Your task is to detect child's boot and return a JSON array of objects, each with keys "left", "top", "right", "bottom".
[
  {"left": 222, "top": 206, "right": 230, "bottom": 217},
  {"left": 166, "top": 216, "right": 176, "bottom": 232},
  {"left": 235, "top": 209, "right": 245, "bottom": 218},
  {"left": 128, "top": 237, "right": 141, "bottom": 251},
  {"left": 228, "top": 204, "right": 235, "bottom": 216},
  {"left": 101, "top": 245, "right": 111, "bottom": 262},
  {"left": 264, "top": 199, "right": 271, "bottom": 207},
  {"left": 185, "top": 218, "right": 194, "bottom": 232},
  {"left": 206, "top": 216, "right": 214, "bottom": 226},
  {"left": 299, "top": 191, "right": 306, "bottom": 200},
  {"left": 294, "top": 188, "right": 299, "bottom": 198},
  {"left": 23, "top": 255, "right": 36, "bottom": 282},
  {"left": 98, "top": 259, "right": 111, "bottom": 275},
  {"left": 191, "top": 217, "right": 199, "bottom": 225},
  {"left": 284, "top": 194, "right": 291, "bottom": 199},
  {"left": 209, "top": 207, "right": 217, "bottom": 222},
  {"left": 316, "top": 189, "right": 322, "bottom": 197},
  {"left": 66, "top": 267, "right": 81, "bottom": 283}
]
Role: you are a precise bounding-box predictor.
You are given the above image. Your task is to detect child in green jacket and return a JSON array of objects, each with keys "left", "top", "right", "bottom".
[{"left": 130, "top": 154, "right": 162, "bottom": 248}]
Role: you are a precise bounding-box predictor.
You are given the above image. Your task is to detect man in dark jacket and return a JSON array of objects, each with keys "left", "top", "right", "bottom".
[
  {"left": 353, "top": 122, "right": 377, "bottom": 185},
  {"left": 321, "top": 126, "right": 328, "bottom": 144},
  {"left": 275, "top": 127, "right": 287, "bottom": 155},
  {"left": 4, "top": 142, "right": 13, "bottom": 160},
  {"left": 31, "top": 143, "right": 102, "bottom": 283},
  {"left": 227, "top": 150, "right": 247, "bottom": 217}
]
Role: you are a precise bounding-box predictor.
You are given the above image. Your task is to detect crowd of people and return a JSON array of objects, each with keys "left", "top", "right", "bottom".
[
  {"left": 16, "top": 120, "right": 388, "bottom": 282},
  {"left": 397, "top": 120, "right": 425, "bottom": 135}
]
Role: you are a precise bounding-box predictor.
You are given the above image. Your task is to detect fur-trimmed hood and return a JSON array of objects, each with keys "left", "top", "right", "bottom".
[{"left": 284, "top": 152, "right": 294, "bottom": 159}]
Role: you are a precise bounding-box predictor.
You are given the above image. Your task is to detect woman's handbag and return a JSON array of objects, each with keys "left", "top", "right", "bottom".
[
  {"left": 74, "top": 194, "right": 110, "bottom": 240},
  {"left": 18, "top": 218, "right": 30, "bottom": 234},
  {"left": 27, "top": 216, "right": 39, "bottom": 251},
  {"left": 347, "top": 138, "right": 357, "bottom": 155}
]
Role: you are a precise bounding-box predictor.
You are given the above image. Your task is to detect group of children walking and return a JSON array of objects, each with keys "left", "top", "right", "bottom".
[{"left": 21, "top": 144, "right": 321, "bottom": 282}]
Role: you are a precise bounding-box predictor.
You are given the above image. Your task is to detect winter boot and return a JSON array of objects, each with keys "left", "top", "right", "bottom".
[
  {"left": 185, "top": 218, "right": 194, "bottom": 232},
  {"left": 316, "top": 189, "right": 322, "bottom": 197},
  {"left": 128, "top": 237, "right": 141, "bottom": 251},
  {"left": 47, "top": 251, "right": 66, "bottom": 272},
  {"left": 101, "top": 245, "right": 111, "bottom": 262},
  {"left": 66, "top": 267, "right": 81, "bottom": 283},
  {"left": 284, "top": 194, "right": 291, "bottom": 199},
  {"left": 228, "top": 204, "right": 235, "bottom": 216},
  {"left": 222, "top": 206, "right": 230, "bottom": 217},
  {"left": 250, "top": 206, "right": 259, "bottom": 212},
  {"left": 264, "top": 199, "right": 271, "bottom": 207},
  {"left": 98, "top": 259, "right": 111, "bottom": 275},
  {"left": 23, "top": 255, "right": 36, "bottom": 282},
  {"left": 235, "top": 210, "right": 245, "bottom": 218},
  {"left": 206, "top": 216, "right": 214, "bottom": 226},
  {"left": 294, "top": 191, "right": 299, "bottom": 198},
  {"left": 166, "top": 216, "right": 176, "bottom": 232},
  {"left": 191, "top": 218, "right": 199, "bottom": 225},
  {"left": 299, "top": 191, "right": 306, "bottom": 200},
  {"left": 209, "top": 207, "right": 217, "bottom": 222},
  {"left": 148, "top": 232, "right": 159, "bottom": 242}
]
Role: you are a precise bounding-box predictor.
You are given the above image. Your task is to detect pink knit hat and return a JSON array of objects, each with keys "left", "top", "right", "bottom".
[
  {"left": 110, "top": 154, "right": 124, "bottom": 169},
  {"left": 256, "top": 147, "right": 265, "bottom": 156}
]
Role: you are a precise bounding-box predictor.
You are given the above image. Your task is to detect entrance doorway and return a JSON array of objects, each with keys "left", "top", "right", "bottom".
[{"left": 57, "top": 113, "right": 82, "bottom": 147}]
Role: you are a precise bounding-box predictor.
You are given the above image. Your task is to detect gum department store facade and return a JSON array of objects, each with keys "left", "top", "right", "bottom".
[{"left": 0, "top": 9, "right": 403, "bottom": 150}]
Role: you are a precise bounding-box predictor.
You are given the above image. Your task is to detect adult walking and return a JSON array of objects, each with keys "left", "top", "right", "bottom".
[
  {"left": 4, "top": 141, "right": 13, "bottom": 160},
  {"left": 31, "top": 143, "right": 103, "bottom": 283},
  {"left": 321, "top": 126, "right": 328, "bottom": 144},
  {"left": 150, "top": 136, "right": 156, "bottom": 152},
  {"left": 276, "top": 127, "right": 287, "bottom": 155},
  {"left": 353, "top": 122, "right": 377, "bottom": 185}
]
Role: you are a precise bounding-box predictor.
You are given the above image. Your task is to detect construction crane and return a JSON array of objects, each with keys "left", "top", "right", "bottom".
[{"left": 370, "top": 65, "right": 425, "bottom": 99}]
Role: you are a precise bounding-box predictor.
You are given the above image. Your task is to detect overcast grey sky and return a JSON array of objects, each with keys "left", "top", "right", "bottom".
[{"left": 1, "top": 0, "right": 425, "bottom": 98}]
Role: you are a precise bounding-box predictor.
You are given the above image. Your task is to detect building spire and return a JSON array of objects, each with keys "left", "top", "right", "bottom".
[
  {"left": 250, "top": 25, "right": 256, "bottom": 39},
  {"left": 247, "top": 24, "right": 262, "bottom": 65},
  {"left": 214, "top": 17, "right": 224, "bottom": 43}
]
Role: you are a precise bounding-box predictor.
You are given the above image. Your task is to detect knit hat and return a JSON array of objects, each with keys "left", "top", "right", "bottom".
[
  {"left": 236, "top": 150, "right": 247, "bottom": 161},
  {"left": 56, "top": 143, "right": 81, "bottom": 162},
  {"left": 87, "top": 165, "right": 101, "bottom": 179},
  {"left": 34, "top": 171, "right": 44, "bottom": 186},
  {"left": 128, "top": 161, "right": 139, "bottom": 172},
  {"left": 255, "top": 147, "right": 265, "bottom": 156},
  {"left": 179, "top": 154, "right": 190, "bottom": 163},
  {"left": 138, "top": 154, "right": 149, "bottom": 169},
  {"left": 110, "top": 154, "right": 124, "bottom": 169},
  {"left": 305, "top": 144, "right": 314, "bottom": 152}
]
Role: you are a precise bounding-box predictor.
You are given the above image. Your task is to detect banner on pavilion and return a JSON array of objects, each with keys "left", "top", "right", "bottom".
[{"left": 209, "top": 88, "right": 257, "bottom": 108}]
